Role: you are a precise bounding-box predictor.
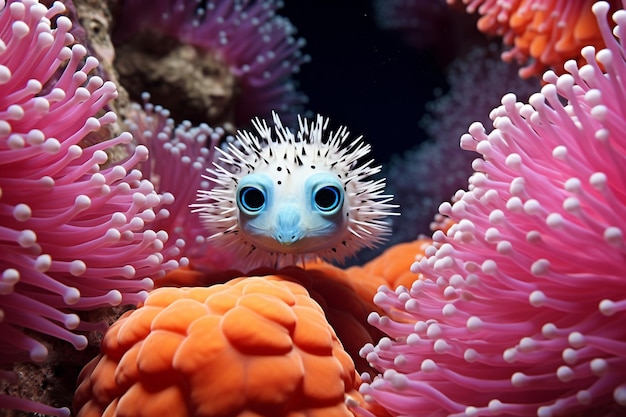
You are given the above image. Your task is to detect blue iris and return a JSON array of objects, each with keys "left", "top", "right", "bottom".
[
  {"left": 314, "top": 185, "right": 342, "bottom": 212},
  {"left": 238, "top": 186, "right": 266, "bottom": 212}
]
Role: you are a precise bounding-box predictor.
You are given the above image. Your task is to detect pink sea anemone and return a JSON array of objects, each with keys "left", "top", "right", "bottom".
[
  {"left": 112, "top": 0, "right": 309, "bottom": 127},
  {"left": 0, "top": 0, "right": 175, "bottom": 414},
  {"left": 359, "top": 1, "right": 626, "bottom": 416},
  {"left": 386, "top": 44, "right": 538, "bottom": 244},
  {"left": 125, "top": 96, "right": 237, "bottom": 272}
]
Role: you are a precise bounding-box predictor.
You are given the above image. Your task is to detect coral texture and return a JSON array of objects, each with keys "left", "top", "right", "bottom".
[
  {"left": 359, "top": 2, "right": 626, "bottom": 416},
  {"left": 193, "top": 112, "right": 398, "bottom": 268},
  {"left": 154, "top": 258, "right": 397, "bottom": 376},
  {"left": 450, "top": 0, "right": 624, "bottom": 77},
  {"left": 112, "top": 0, "right": 309, "bottom": 126},
  {"left": 74, "top": 276, "right": 364, "bottom": 417},
  {"left": 0, "top": 0, "right": 174, "bottom": 414},
  {"left": 153, "top": 238, "right": 431, "bottom": 376}
]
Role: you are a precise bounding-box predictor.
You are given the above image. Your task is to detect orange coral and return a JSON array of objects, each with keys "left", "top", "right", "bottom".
[
  {"left": 153, "top": 239, "right": 432, "bottom": 370},
  {"left": 74, "top": 277, "right": 364, "bottom": 417},
  {"left": 151, "top": 239, "right": 432, "bottom": 374},
  {"left": 75, "top": 240, "right": 431, "bottom": 416},
  {"left": 344, "top": 239, "right": 431, "bottom": 297},
  {"left": 451, "top": 0, "right": 623, "bottom": 77}
]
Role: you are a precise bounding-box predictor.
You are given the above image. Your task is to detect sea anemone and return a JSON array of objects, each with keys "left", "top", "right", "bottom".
[
  {"left": 125, "top": 96, "right": 238, "bottom": 272},
  {"left": 386, "top": 43, "right": 538, "bottom": 244},
  {"left": 74, "top": 275, "right": 364, "bottom": 417},
  {"left": 112, "top": 0, "right": 309, "bottom": 127},
  {"left": 449, "top": 0, "right": 624, "bottom": 77},
  {"left": 192, "top": 112, "right": 398, "bottom": 269},
  {"left": 359, "top": 1, "right": 626, "bottom": 415},
  {"left": 0, "top": 0, "right": 175, "bottom": 414}
]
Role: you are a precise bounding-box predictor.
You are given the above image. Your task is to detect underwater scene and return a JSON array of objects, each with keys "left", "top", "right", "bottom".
[{"left": 1, "top": 0, "right": 626, "bottom": 416}]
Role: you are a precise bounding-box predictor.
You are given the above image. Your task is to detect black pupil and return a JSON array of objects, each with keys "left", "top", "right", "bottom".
[
  {"left": 315, "top": 186, "right": 340, "bottom": 211},
  {"left": 241, "top": 187, "right": 265, "bottom": 210}
]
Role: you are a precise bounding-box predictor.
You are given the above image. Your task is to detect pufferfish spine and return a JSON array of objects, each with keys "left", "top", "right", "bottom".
[{"left": 192, "top": 112, "right": 398, "bottom": 268}]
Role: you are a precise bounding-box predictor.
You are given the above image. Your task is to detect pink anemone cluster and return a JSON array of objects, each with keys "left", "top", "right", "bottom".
[
  {"left": 125, "top": 95, "right": 237, "bottom": 272},
  {"left": 113, "top": 0, "right": 309, "bottom": 126},
  {"left": 385, "top": 44, "right": 538, "bottom": 243},
  {"left": 0, "top": 0, "right": 176, "bottom": 414},
  {"left": 359, "top": 2, "right": 626, "bottom": 416}
]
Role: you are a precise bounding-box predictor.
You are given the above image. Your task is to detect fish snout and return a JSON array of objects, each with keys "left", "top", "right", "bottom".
[{"left": 274, "top": 207, "right": 303, "bottom": 246}]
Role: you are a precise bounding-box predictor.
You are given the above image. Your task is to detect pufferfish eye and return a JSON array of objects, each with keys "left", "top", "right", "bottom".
[
  {"left": 313, "top": 185, "right": 343, "bottom": 213},
  {"left": 238, "top": 186, "right": 266, "bottom": 213}
]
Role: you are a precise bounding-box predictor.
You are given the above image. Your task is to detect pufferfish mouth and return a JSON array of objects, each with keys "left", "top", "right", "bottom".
[{"left": 276, "top": 233, "right": 300, "bottom": 246}]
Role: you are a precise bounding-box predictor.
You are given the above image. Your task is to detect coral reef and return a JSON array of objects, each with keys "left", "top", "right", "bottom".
[
  {"left": 111, "top": 0, "right": 309, "bottom": 127},
  {"left": 359, "top": 2, "right": 626, "bottom": 415},
  {"left": 74, "top": 275, "right": 364, "bottom": 417},
  {"left": 449, "top": 0, "right": 624, "bottom": 77},
  {"left": 5, "top": 0, "right": 626, "bottom": 415}
]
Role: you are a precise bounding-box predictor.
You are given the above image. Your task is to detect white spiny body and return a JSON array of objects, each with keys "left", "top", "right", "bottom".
[{"left": 193, "top": 112, "right": 398, "bottom": 268}]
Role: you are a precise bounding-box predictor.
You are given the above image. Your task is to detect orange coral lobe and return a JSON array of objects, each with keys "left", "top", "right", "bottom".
[
  {"left": 292, "top": 306, "right": 335, "bottom": 354},
  {"left": 117, "top": 379, "right": 188, "bottom": 417},
  {"left": 115, "top": 344, "right": 141, "bottom": 389},
  {"left": 242, "top": 354, "right": 304, "bottom": 404},
  {"left": 150, "top": 299, "right": 209, "bottom": 333},
  {"left": 222, "top": 306, "right": 293, "bottom": 354},
  {"left": 136, "top": 331, "right": 185, "bottom": 374},
  {"left": 173, "top": 316, "right": 226, "bottom": 372},
  {"left": 236, "top": 293, "right": 298, "bottom": 330},
  {"left": 300, "top": 351, "right": 345, "bottom": 401},
  {"left": 205, "top": 291, "right": 240, "bottom": 315},
  {"left": 182, "top": 347, "right": 247, "bottom": 415},
  {"left": 114, "top": 307, "right": 160, "bottom": 351},
  {"left": 240, "top": 278, "right": 299, "bottom": 305}
]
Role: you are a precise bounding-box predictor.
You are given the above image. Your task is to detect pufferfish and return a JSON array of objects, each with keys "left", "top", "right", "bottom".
[{"left": 192, "top": 112, "right": 398, "bottom": 268}]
